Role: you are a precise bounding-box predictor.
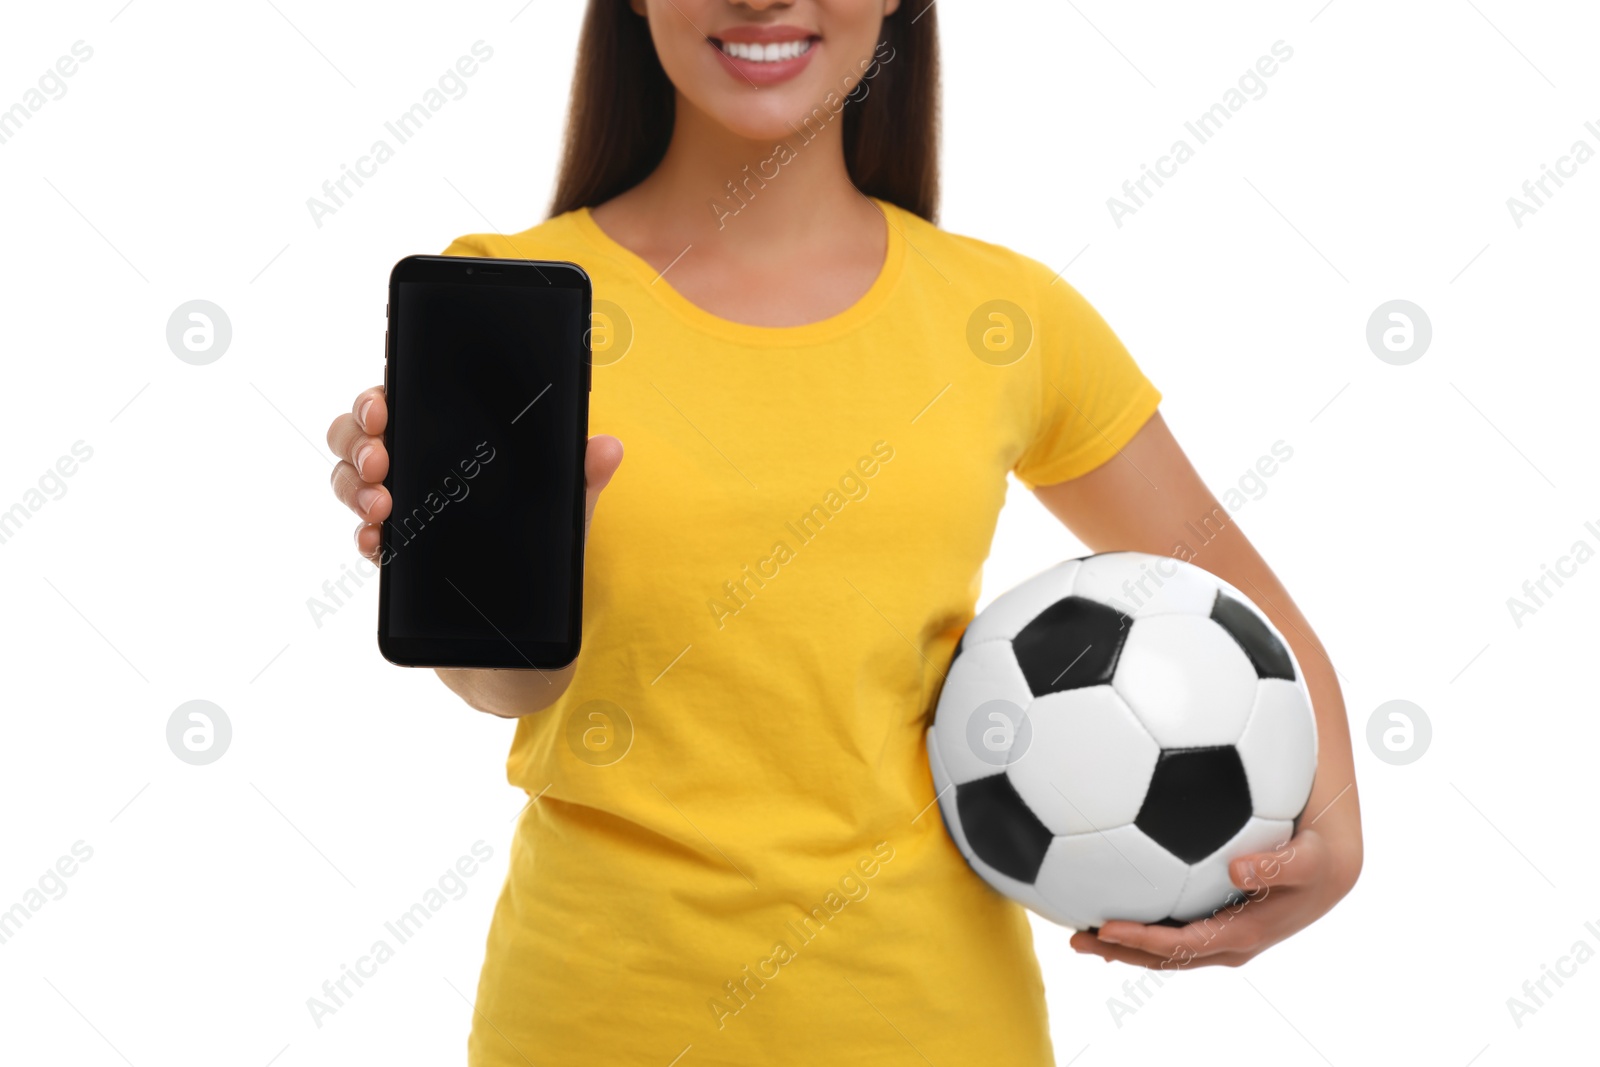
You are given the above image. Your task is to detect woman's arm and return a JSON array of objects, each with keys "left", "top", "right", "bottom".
[
  {"left": 432, "top": 659, "right": 578, "bottom": 719},
  {"left": 1031, "top": 411, "right": 1362, "bottom": 967},
  {"left": 328, "top": 385, "right": 624, "bottom": 718}
]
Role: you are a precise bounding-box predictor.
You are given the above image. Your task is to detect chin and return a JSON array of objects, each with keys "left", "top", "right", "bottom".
[
  {"left": 707, "top": 100, "right": 816, "bottom": 144},
  {"left": 704, "top": 72, "right": 871, "bottom": 145}
]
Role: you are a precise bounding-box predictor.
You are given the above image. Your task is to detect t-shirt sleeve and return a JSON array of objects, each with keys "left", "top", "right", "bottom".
[
  {"left": 440, "top": 233, "right": 494, "bottom": 257},
  {"left": 1010, "top": 273, "right": 1162, "bottom": 490}
]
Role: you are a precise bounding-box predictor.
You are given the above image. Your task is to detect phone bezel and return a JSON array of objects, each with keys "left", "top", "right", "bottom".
[{"left": 376, "top": 254, "right": 592, "bottom": 671}]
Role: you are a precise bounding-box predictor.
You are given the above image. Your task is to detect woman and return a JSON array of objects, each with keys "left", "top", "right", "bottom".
[{"left": 326, "top": 2, "right": 1363, "bottom": 1063}]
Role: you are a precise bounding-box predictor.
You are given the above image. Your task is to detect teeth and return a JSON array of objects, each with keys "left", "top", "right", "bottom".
[{"left": 720, "top": 38, "right": 813, "bottom": 62}]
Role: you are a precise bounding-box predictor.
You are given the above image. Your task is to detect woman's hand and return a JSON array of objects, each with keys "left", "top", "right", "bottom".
[
  {"left": 1069, "top": 815, "right": 1362, "bottom": 968},
  {"left": 326, "top": 384, "right": 624, "bottom": 562},
  {"left": 326, "top": 385, "right": 624, "bottom": 715}
]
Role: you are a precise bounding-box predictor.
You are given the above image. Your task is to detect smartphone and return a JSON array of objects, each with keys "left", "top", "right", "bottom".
[{"left": 377, "top": 254, "right": 591, "bottom": 670}]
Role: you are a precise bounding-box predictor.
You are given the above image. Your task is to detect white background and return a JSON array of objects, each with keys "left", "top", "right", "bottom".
[{"left": 1, "top": 1, "right": 1596, "bottom": 1064}]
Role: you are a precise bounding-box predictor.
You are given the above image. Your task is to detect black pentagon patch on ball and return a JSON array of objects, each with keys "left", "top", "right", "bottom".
[
  {"left": 1011, "top": 595, "right": 1131, "bottom": 697},
  {"left": 1210, "top": 592, "right": 1295, "bottom": 680},
  {"left": 955, "top": 773, "right": 1054, "bottom": 883},
  {"left": 1135, "top": 746, "right": 1253, "bottom": 864}
]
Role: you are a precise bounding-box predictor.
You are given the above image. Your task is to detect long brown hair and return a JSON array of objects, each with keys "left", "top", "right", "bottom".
[{"left": 548, "top": 1, "right": 941, "bottom": 223}]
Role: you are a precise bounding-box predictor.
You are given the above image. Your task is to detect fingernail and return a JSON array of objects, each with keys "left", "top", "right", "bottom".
[
  {"left": 357, "top": 486, "right": 381, "bottom": 516},
  {"left": 1098, "top": 932, "right": 1122, "bottom": 945},
  {"left": 359, "top": 398, "right": 374, "bottom": 432},
  {"left": 356, "top": 445, "right": 374, "bottom": 478}
]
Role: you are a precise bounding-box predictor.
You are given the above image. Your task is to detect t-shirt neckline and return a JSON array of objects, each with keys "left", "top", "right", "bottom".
[{"left": 571, "top": 195, "right": 907, "bottom": 347}]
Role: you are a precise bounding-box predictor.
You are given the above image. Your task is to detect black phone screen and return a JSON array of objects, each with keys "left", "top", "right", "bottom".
[{"left": 378, "top": 257, "right": 589, "bottom": 669}]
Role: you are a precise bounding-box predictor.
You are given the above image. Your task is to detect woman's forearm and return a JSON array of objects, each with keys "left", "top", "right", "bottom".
[
  {"left": 433, "top": 662, "right": 576, "bottom": 718},
  {"left": 1230, "top": 557, "right": 1364, "bottom": 891}
]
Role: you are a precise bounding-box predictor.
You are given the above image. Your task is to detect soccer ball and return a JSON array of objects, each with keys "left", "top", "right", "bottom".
[{"left": 927, "top": 551, "right": 1317, "bottom": 929}]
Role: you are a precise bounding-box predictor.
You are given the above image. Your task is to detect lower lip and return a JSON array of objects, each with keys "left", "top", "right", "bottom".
[{"left": 711, "top": 40, "right": 819, "bottom": 87}]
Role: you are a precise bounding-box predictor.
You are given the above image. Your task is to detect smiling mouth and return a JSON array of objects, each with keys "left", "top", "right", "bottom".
[{"left": 712, "top": 37, "right": 819, "bottom": 63}]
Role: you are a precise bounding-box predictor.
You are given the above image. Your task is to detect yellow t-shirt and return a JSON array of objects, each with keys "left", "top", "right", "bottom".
[{"left": 441, "top": 197, "right": 1161, "bottom": 1067}]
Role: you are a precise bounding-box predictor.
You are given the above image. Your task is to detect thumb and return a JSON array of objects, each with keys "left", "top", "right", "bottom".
[
  {"left": 1229, "top": 827, "right": 1319, "bottom": 893},
  {"left": 583, "top": 434, "right": 624, "bottom": 539}
]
